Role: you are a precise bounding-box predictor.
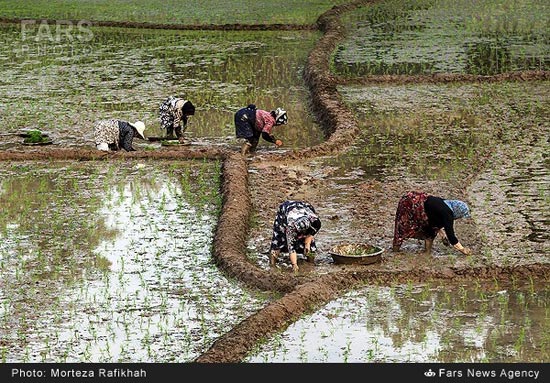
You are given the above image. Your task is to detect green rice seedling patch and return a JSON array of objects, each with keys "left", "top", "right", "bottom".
[
  {"left": 0, "top": 0, "right": 350, "bottom": 25},
  {"left": 333, "top": 0, "right": 549, "bottom": 76}
]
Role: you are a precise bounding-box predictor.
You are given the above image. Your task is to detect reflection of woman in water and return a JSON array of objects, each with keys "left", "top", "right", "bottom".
[{"left": 392, "top": 191, "right": 472, "bottom": 255}]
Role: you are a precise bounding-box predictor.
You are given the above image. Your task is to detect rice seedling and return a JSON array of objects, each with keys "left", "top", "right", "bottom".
[{"left": 335, "top": 0, "right": 548, "bottom": 76}]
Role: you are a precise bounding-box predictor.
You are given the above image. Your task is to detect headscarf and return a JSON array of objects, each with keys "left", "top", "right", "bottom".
[{"left": 443, "top": 200, "right": 471, "bottom": 219}]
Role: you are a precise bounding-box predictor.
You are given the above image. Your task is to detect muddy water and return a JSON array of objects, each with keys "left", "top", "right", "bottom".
[
  {"left": 0, "top": 24, "right": 324, "bottom": 151},
  {"left": 0, "top": 160, "right": 265, "bottom": 362},
  {"left": 242, "top": 79, "right": 548, "bottom": 361},
  {"left": 245, "top": 281, "right": 549, "bottom": 362},
  {"left": 469, "top": 142, "right": 549, "bottom": 265},
  {"left": 330, "top": 81, "right": 549, "bottom": 262}
]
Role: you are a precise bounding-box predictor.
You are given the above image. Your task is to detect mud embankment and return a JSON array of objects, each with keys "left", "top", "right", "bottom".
[
  {"left": 336, "top": 70, "right": 550, "bottom": 85},
  {"left": 257, "top": 1, "right": 368, "bottom": 163},
  {"left": 196, "top": 262, "right": 550, "bottom": 362},
  {"left": 0, "top": 146, "right": 226, "bottom": 161}
]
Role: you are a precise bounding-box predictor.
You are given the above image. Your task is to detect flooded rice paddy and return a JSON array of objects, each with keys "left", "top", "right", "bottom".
[
  {"left": 0, "top": 0, "right": 548, "bottom": 364},
  {"left": 333, "top": 0, "right": 549, "bottom": 76},
  {"left": 0, "top": 24, "right": 324, "bottom": 151},
  {"left": 242, "top": 78, "right": 549, "bottom": 361},
  {"left": 245, "top": 281, "right": 550, "bottom": 362},
  {"left": 323, "top": 81, "right": 549, "bottom": 263},
  {"left": 0, "top": 160, "right": 266, "bottom": 362}
]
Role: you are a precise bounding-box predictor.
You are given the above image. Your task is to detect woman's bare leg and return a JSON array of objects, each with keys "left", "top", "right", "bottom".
[{"left": 424, "top": 238, "right": 434, "bottom": 255}]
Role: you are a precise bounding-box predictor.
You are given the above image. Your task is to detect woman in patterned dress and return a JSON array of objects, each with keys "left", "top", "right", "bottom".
[
  {"left": 93, "top": 119, "right": 146, "bottom": 151},
  {"left": 392, "top": 191, "right": 472, "bottom": 255},
  {"left": 270, "top": 200, "right": 322, "bottom": 272},
  {"left": 159, "top": 96, "right": 195, "bottom": 142}
]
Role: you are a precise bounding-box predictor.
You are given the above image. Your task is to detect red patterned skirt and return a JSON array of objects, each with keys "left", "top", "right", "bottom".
[{"left": 393, "top": 191, "right": 433, "bottom": 248}]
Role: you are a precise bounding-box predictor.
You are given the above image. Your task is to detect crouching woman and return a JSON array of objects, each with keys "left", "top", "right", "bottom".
[
  {"left": 270, "top": 200, "right": 322, "bottom": 272},
  {"left": 93, "top": 119, "right": 146, "bottom": 151},
  {"left": 392, "top": 191, "right": 472, "bottom": 255}
]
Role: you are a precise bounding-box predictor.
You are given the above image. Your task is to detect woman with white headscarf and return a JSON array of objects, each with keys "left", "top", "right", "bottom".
[
  {"left": 234, "top": 104, "right": 288, "bottom": 156},
  {"left": 392, "top": 191, "right": 472, "bottom": 255}
]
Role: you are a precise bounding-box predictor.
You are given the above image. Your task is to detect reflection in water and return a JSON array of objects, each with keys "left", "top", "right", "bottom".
[
  {"left": 0, "top": 164, "right": 115, "bottom": 281},
  {"left": 0, "top": 161, "right": 264, "bottom": 362},
  {"left": 246, "top": 282, "right": 549, "bottom": 362}
]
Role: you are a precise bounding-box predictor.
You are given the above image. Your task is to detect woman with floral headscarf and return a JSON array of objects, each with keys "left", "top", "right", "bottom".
[
  {"left": 392, "top": 191, "right": 472, "bottom": 255},
  {"left": 270, "top": 200, "right": 322, "bottom": 272}
]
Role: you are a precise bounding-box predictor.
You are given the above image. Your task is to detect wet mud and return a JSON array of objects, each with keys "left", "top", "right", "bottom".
[{"left": 1, "top": 0, "right": 548, "bottom": 363}]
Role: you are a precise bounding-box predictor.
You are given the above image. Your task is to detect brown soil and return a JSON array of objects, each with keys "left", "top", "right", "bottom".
[{"left": 1, "top": 0, "right": 548, "bottom": 363}]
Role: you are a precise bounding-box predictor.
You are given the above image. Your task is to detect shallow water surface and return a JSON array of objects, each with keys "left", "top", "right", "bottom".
[
  {"left": 245, "top": 282, "right": 550, "bottom": 362},
  {"left": 0, "top": 160, "right": 265, "bottom": 362}
]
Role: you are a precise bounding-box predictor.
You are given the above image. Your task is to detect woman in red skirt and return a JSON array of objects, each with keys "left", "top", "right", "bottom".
[{"left": 392, "top": 191, "right": 472, "bottom": 255}]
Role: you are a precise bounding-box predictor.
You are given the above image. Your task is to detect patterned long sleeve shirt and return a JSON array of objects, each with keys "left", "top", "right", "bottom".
[{"left": 270, "top": 200, "right": 319, "bottom": 253}]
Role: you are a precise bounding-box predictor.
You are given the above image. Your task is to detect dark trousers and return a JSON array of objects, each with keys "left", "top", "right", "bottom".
[
  {"left": 246, "top": 131, "right": 261, "bottom": 151},
  {"left": 166, "top": 125, "right": 183, "bottom": 138}
]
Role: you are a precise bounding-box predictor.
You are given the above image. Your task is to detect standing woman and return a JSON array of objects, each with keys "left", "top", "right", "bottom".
[
  {"left": 392, "top": 191, "right": 472, "bottom": 255},
  {"left": 270, "top": 200, "right": 322, "bottom": 272},
  {"left": 159, "top": 96, "right": 195, "bottom": 143},
  {"left": 93, "top": 119, "right": 146, "bottom": 151},
  {"left": 234, "top": 104, "right": 287, "bottom": 155}
]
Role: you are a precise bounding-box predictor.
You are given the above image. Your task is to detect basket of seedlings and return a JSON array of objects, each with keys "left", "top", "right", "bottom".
[{"left": 329, "top": 243, "right": 384, "bottom": 265}]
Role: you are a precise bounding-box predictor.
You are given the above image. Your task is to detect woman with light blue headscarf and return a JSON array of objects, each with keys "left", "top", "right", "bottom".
[{"left": 393, "top": 191, "right": 472, "bottom": 255}]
